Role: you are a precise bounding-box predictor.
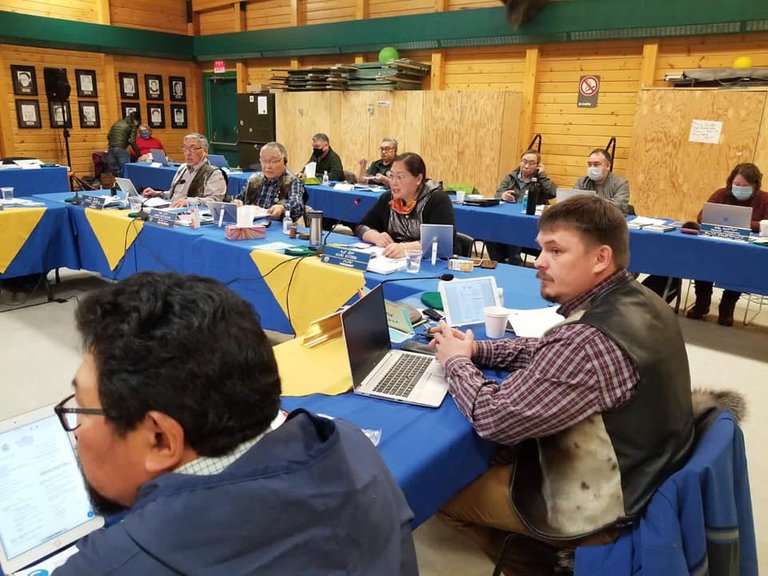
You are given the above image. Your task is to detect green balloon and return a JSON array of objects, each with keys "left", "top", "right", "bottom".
[{"left": 378, "top": 47, "right": 399, "bottom": 63}]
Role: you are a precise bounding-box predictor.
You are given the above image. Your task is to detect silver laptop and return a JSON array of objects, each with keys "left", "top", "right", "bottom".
[
  {"left": 115, "top": 177, "right": 141, "bottom": 200},
  {"left": 701, "top": 202, "right": 752, "bottom": 230},
  {"left": 420, "top": 224, "right": 454, "bottom": 260},
  {"left": 340, "top": 285, "right": 448, "bottom": 408},
  {"left": 150, "top": 148, "right": 171, "bottom": 166},
  {"left": 556, "top": 188, "right": 597, "bottom": 203},
  {"left": 208, "top": 154, "right": 229, "bottom": 169},
  {"left": 0, "top": 406, "right": 103, "bottom": 575}
]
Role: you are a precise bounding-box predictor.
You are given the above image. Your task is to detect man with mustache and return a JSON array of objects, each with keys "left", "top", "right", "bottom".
[
  {"left": 430, "top": 196, "right": 694, "bottom": 573},
  {"left": 52, "top": 272, "right": 418, "bottom": 575}
]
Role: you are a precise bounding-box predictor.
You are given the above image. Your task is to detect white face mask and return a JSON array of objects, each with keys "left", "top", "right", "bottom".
[
  {"left": 731, "top": 185, "right": 753, "bottom": 201},
  {"left": 587, "top": 166, "right": 604, "bottom": 181}
]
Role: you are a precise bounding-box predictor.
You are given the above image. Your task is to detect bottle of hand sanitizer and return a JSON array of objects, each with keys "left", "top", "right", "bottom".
[{"left": 322, "top": 171, "right": 329, "bottom": 186}]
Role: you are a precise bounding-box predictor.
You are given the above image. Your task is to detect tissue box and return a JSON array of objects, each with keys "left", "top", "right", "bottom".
[{"left": 225, "top": 225, "right": 267, "bottom": 241}]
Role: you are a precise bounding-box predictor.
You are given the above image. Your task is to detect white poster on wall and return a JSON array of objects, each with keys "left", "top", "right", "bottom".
[{"left": 689, "top": 119, "right": 723, "bottom": 144}]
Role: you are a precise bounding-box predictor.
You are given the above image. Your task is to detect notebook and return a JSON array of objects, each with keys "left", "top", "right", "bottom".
[
  {"left": 340, "top": 285, "right": 448, "bottom": 408},
  {"left": 556, "top": 188, "right": 597, "bottom": 203},
  {"left": 208, "top": 154, "right": 229, "bottom": 169},
  {"left": 0, "top": 405, "right": 103, "bottom": 575},
  {"left": 701, "top": 202, "right": 752, "bottom": 230}
]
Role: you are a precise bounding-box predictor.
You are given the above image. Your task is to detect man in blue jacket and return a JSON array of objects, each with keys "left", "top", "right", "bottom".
[{"left": 53, "top": 272, "right": 417, "bottom": 575}]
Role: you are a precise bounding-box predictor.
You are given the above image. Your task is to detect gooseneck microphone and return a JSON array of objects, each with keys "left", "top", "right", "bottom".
[
  {"left": 317, "top": 197, "right": 362, "bottom": 253},
  {"left": 376, "top": 273, "right": 454, "bottom": 286}
]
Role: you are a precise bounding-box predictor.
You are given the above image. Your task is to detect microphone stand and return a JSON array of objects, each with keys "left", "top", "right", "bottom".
[{"left": 59, "top": 100, "right": 82, "bottom": 205}]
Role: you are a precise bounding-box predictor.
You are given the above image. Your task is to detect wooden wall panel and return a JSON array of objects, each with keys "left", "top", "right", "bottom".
[
  {"left": 114, "top": 56, "right": 202, "bottom": 160},
  {"left": 199, "top": 6, "right": 239, "bottom": 35},
  {"left": 627, "top": 89, "right": 765, "bottom": 221},
  {"left": 653, "top": 33, "right": 768, "bottom": 86},
  {"left": 0, "top": 0, "right": 98, "bottom": 23},
  {"left": 0, "top": 44, "right": 201, "bottom": 177},
  {"left": 305, "top": 0, "right": 356, "bottom": 25},
  {"left": 368, "top": 0, "right": 433, "bottom": 19},
  {"left": 448, "top": 0, "right": 497, "bottom": 9},
  {"left": 246, "top": 0, "right": 292, "bottom": 30},
  {"left": 245, "top": 57, "right": 292, "bottom": 88},
  {"left": 443, "top": 46, "right": 526, "bottom": 91},
  {"left": 110, "top": 0, "right": 188, "bottom": 34},
  {"left": 533, "top": 41, "right": 643, "bottom": 190},
  {"left": 754, "top": 100, "right": 768, "bottom": 177}
]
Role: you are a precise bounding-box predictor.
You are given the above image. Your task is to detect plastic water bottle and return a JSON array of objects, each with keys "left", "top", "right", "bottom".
[
  {"left": 521, "top": 191, "right": 528, "bottom": 212},
  {"left": 322, "top": 171, "right": 329, "bottom": 186},
  {"left": 282, "top": 215, "right": 292, "bottom": 235}
]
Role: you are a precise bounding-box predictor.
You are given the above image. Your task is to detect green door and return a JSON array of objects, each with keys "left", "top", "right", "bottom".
[{"left": 203, "top": 73, "right": 239, "bottom": 167}]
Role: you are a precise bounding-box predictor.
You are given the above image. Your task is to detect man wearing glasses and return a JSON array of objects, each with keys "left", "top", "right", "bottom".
[
  {"left": 142, "top": 133, "right": 226, "bottom": 208},
  {"left": 52, "top": 272, "right": 418, "bottom": 575},
  {"left": 234, "top": 141, "right": 306, "bottom": 221},
  {"left": 357, "top": 137, "right": 398, "bottom": 189}
]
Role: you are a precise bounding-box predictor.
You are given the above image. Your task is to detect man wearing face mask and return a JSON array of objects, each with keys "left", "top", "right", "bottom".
[
  {"left": 687, "top": 162, "right": 768, "bottom": 326},
  {"left": 574, "top": 148, "right": 630, "bottom": 215},
  {"left": 305, "top": 133, "right": 344, "bottom": 182},
  {"left": 135, "top": 124, "right": 165, "bottom": 161}
]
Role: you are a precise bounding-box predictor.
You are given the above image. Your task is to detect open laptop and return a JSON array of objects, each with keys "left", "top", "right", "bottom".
[
  {"left": 149, "top": 148, "right": 172, "bottom": 166},
  {"left": 340, "top": 285, "right": 448, "bottom": 408},
  {"left": 701, "top": 202, "right": 752, "bottom": 230},
  {"left": 556, "top": 188, "right": 597, "bottom": 203},
  {"left": 115, "top": 177, "right": 170, "bottom": 209},
  {"left": 420, "top": 223, "right": 453, "bottom": 260},
  {"left": 208, "top": 154, "right": 229, "bottom": 169},
  {"left": 209, "top": 201, "right": 238, "bottom": 227},
  {"left": 0, "top": 405, "right": 103, "bottom": 576}
]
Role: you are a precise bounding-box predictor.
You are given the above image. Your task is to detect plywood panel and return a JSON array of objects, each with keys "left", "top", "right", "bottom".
[
  {"left": 420, "top": 91, "right": 463, "bottom": 185},
  {"left": 110, "top": 0, "right": 188, "bottom": 33},
  {"left": 754, "top": 99, "right": 768, "bottom": 176},
  {"left": 246, "top": 0, "right": 292, "bottom": 30},
  {"left": 627, "top": 88, "right": 765, "bottom": 221},
  {"left": 275, "top": 92, "right": 335, "bottom": 173},
  {"left": 456, "top": 91, "right": 506, "bottom": 196},
  {"left": 0, "top": 0, "right": 97, "bottom": 22},
  {"left": 199, "top": 6, "right": 239, "bottom": 35}
]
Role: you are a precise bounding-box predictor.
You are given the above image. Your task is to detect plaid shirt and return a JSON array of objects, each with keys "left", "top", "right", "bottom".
[
  {"left": 444, "top": 270, "right": 638, "bottom": 446},
  {"left": 243, "top": 171, "right": 305, "bottom": 221}
]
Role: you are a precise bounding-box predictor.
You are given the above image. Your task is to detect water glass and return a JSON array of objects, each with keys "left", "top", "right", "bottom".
[{"left": 1, "top": 187, "right": 13, "bottom": 201}]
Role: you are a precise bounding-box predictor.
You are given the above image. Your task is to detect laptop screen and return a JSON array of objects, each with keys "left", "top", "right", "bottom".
[
  {"left": 341, "top": 285, "right": 391, "bottom": 389},
  {"left": 0, "top": 408, "right": 102, "bottom": 573}
]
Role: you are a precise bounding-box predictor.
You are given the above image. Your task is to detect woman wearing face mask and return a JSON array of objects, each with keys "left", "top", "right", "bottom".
[
  {"left": 687, "top": 162, "right": 768, "bottom": 326},
  {"left": 355, "top": 152, "right": 455, "bottom": 259},
  {"left": 136, "top": 124, "right": 165, "bottom": 160}
]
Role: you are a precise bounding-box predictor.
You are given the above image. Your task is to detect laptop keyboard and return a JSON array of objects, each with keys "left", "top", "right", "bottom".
[{"left": 373, "top": 354, "right": 433, "bottom": 398}]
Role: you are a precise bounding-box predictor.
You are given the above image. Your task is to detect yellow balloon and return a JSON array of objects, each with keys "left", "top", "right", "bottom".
[{"left": 733, "top": 56, "right": 752, "bottom": 69}]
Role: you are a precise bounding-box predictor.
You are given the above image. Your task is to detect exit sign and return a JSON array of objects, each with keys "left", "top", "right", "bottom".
[{"left": 213, "top": 60, "right": 225, "bottom": 73}]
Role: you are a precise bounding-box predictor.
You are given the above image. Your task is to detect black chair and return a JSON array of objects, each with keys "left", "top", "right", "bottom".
[{"left": 455, "top": 232, "right": 475, "bottom": 257}]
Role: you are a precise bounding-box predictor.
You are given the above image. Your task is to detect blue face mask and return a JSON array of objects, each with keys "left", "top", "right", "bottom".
[
  {"left": 731, "top": 185, "right": 753, "bottom": 201},
  {"left": 140, "top": 131, "right": 150, "bottom": 138}
]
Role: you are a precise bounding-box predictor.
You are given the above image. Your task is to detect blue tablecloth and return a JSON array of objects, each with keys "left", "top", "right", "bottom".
[
  {"left": 0, "top": 166, "right": 69, "bottom": 197},
  {"left": 0, "top": 198, "right": 79, "bottom": 279}
]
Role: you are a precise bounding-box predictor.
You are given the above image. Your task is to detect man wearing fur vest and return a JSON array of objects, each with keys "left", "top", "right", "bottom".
[{"left": 431, "top": 196, "right": 695, "bottom": 574}]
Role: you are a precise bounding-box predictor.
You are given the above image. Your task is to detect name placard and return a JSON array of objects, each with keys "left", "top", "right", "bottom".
[
  {"left": 319, "top": 245, "right": 371, "bottom": 271},
  {"left": 147, "top": 208, "right": 176, "bottom": 228},
  {"left": 700, "top": 224, "right": 751, "bottom": 242},
  {"left": 82, "top": 195, "right": 106, "bottom": 210}
]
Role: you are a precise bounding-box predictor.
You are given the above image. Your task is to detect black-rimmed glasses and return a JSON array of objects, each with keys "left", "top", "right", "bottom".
[{"left": 54, "top": 393, "right": 105, "bottom": 432}]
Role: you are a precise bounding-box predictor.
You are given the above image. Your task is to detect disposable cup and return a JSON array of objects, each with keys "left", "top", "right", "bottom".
[
  {"left": 484, "top": 306, "right": 509, "bottom": 338},
  {"left": 1, "top": 187, "right": 13, "bottom": 201},
  {"left": 760, "top": 219, "right": 768, "bottom": 237},
  {"left": 405, "top": 249, "right": 422, "bottom": 273},
  {"left": 455, "top": 190, "right": 466, "bottom": 203}
]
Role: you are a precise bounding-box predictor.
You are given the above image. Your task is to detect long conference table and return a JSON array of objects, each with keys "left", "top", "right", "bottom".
[
  {"left": 18, "top": 190, "right": 549, "bottom": 527},
  {"left": 0, "top": 165, "right": 69, "bottom": 197},
  {"left": 124, "top": 162, "right": 768, "bottom": 296}
]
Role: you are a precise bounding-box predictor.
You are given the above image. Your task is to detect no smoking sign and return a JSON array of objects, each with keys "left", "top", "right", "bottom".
[{"left": 578, "top": 75, "right": 601, "bottom": 108}]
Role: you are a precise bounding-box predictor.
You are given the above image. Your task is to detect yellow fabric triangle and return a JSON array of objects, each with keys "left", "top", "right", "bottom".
[
  {"left": 250, "top": 250, "right": 365, "bottom": 335},
  {"left": 0, "top": 207, "right": 47, "bottom": 274},
  {"left": 273, "top": 336, "right": 352, "bottom": 396},
  {"left": 84, "top": 209, "right": 144, "bottom": 271}
]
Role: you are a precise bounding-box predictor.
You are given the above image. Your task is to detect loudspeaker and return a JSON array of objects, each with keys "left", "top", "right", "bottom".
[{"left": 44, "top": 67, "right": 71, "bottom": 101}]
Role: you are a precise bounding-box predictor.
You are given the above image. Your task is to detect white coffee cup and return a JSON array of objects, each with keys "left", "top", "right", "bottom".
[
  {"left": 455, "top": 190, "right": 466, "bottom": 204},
  {"left": 760, "top": 219, "right": 768, "bottom": 237},
  {"left": 484, "top": 306, "right": 509, "bottom": 339}
]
